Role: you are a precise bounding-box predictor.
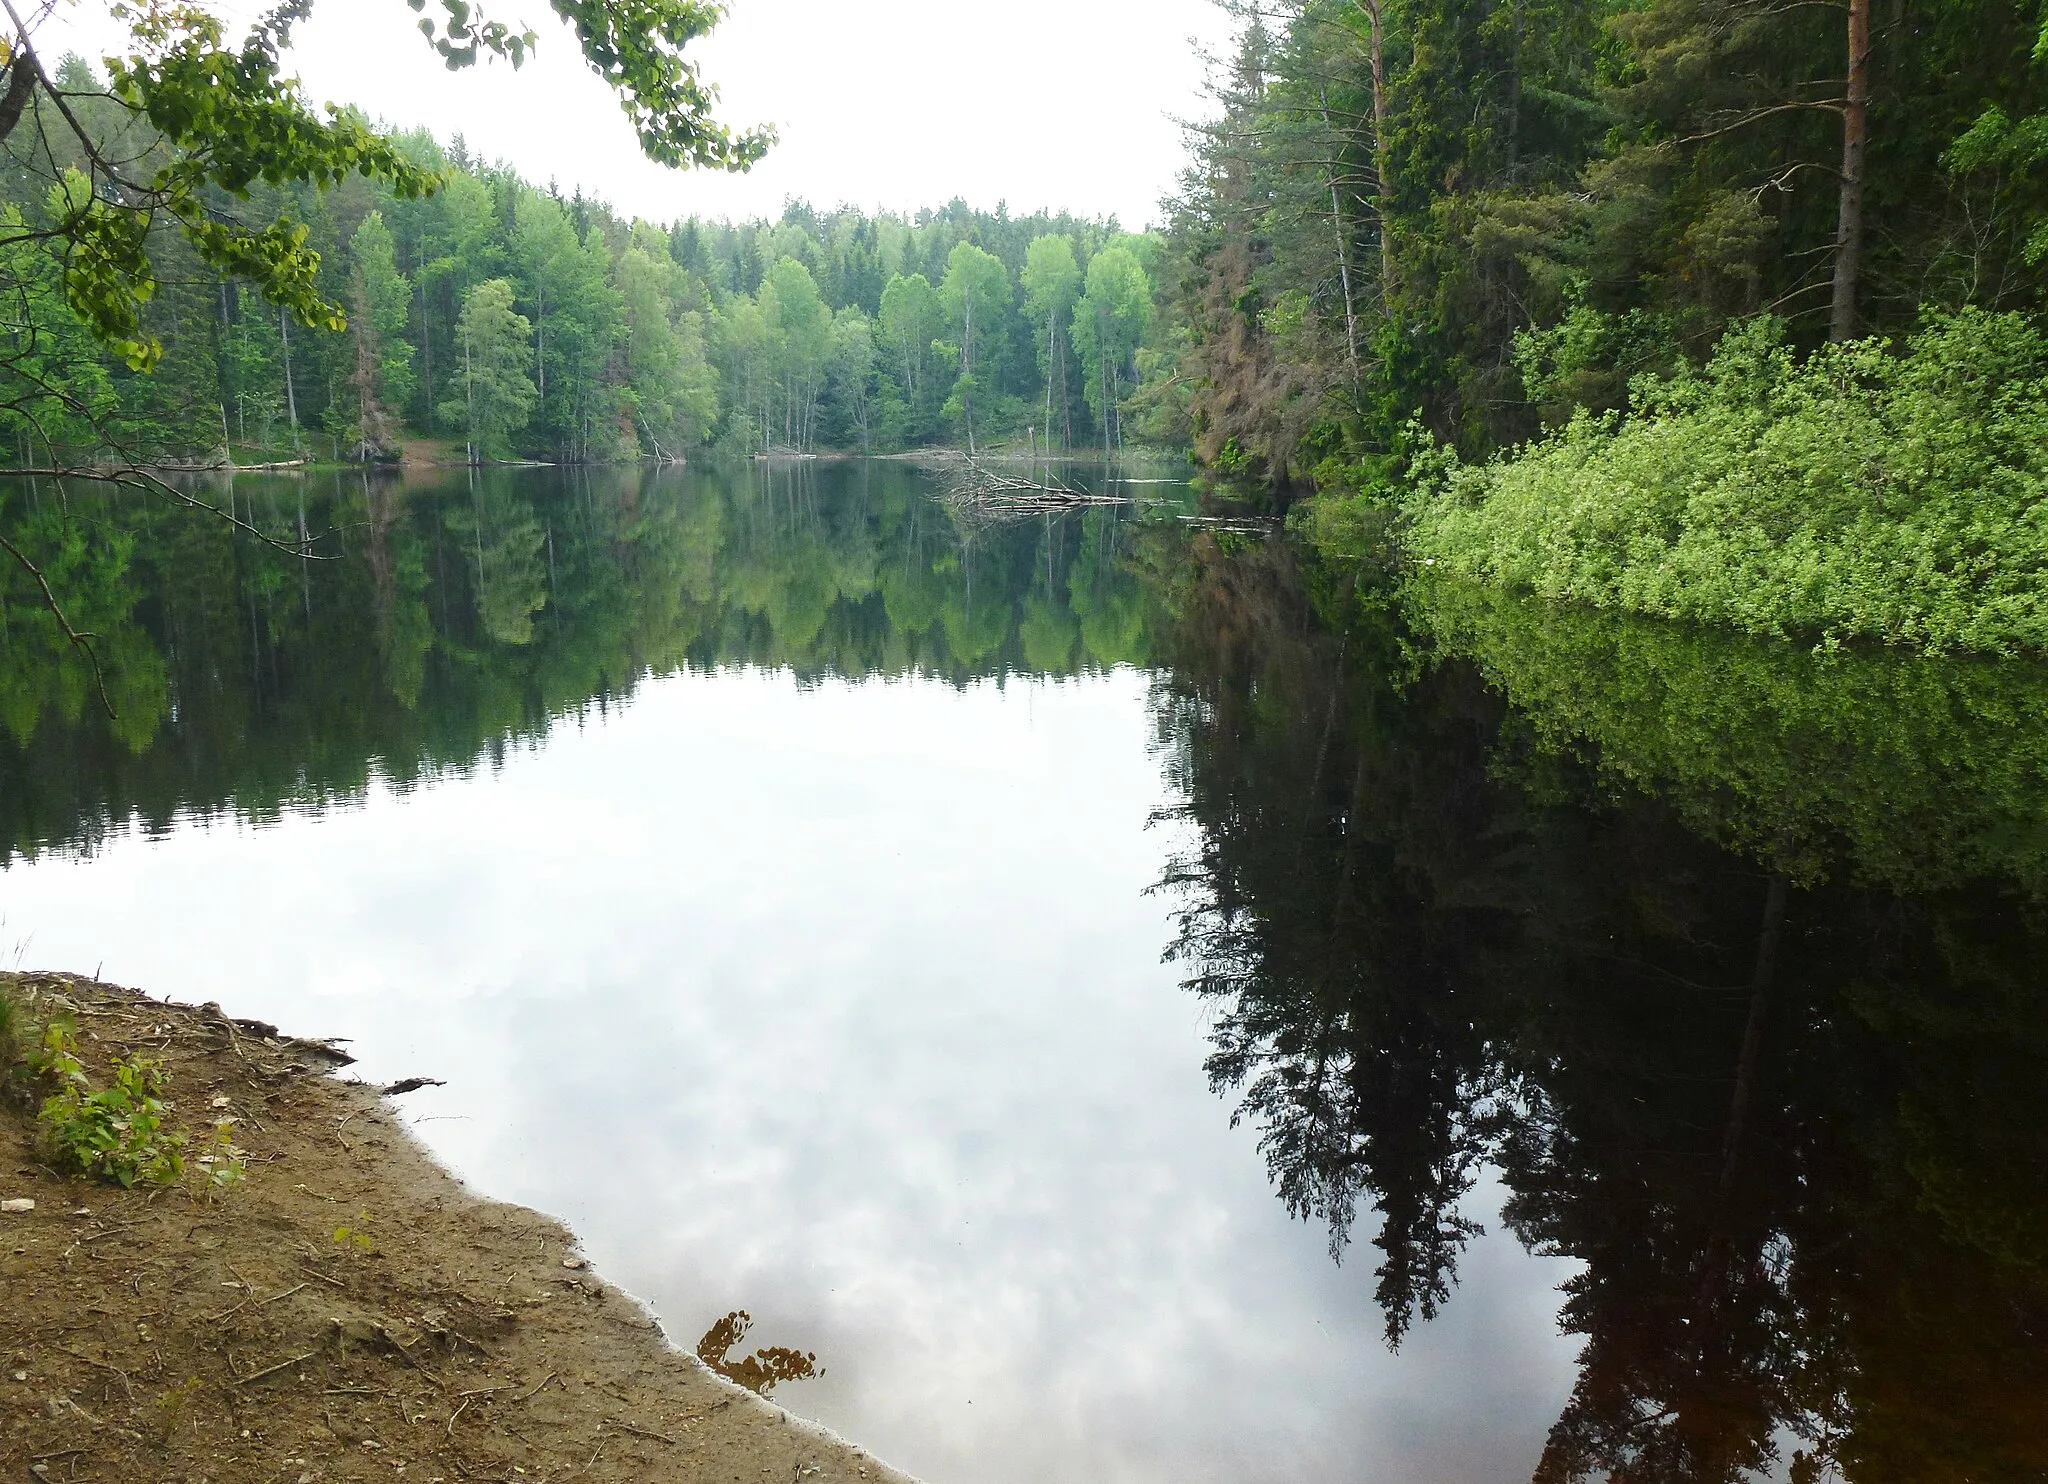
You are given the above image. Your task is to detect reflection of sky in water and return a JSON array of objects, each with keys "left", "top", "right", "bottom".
[{"left": 1, "top": 667, "right": 1580, "bottom": 1483}]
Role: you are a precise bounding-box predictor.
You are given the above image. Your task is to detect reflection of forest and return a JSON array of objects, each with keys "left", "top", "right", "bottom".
[
  {"left": 1152, "top": 536, "right": 2048, "bottom": 1483},
  {"left": 0, "top": 463, "right": 1175, "bottom": 862},
  {"left": 12, "top": 463, "right": 2048, "bottom": 1482}
]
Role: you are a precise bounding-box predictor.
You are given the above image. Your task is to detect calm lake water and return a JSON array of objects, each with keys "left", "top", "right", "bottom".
[{"left": 3, "top": 462, "right": 2046, "bottom": 1482}]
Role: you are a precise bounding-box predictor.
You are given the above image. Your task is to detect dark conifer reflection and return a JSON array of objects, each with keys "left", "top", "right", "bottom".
[{"left": 1152, "top": 532, "right": 2048, "bottom": 1482}]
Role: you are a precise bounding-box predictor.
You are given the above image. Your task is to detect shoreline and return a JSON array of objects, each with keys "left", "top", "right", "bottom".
[{"left": 0, "top": 971, "right": 917, "bottom": 1484}]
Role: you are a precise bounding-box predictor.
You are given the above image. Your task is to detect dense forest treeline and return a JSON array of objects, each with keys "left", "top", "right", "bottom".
[
  {"left": 8, "top": 0, "right": 2048, "bottom": 651},
  {"left": 1160, "top": 0, "right": 2048, "bottom": 478},
  {"left": 1153, "top": 0, "right": 2048, "bottom": 651},
  {"left": 0, "top": 58, "right": 1165, "bottom": 466}
]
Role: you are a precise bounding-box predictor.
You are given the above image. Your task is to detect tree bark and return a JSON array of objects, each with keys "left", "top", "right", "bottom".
[
  {"left": 0, "top": 46, "right": 36, "bottom": 145},
  {"left": 1359, "top": 0, "right": 1397, "bottom": 308},
  {"left": 1829, "top": 0, "right": 1870, "bottom": 342},
  {"left": 280, "top": 307, "right": 301, "bottom": 448},
  {"left": 1319, "top": 89, "right": 1362, "bottom": 374}
]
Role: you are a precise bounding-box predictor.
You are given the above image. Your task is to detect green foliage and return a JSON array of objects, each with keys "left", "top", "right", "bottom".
[
  {"left": 18, "top": 0, "right": 762, "bottom": 375},
  {"left": 1405, "top": 311, "right": 2048, "bottom": 654},
  {"left": 1164, "top": 0, "right": 2048, "bottom": 487},
  {"left": 332, "top": 1212, "right": 375, "bottom": 1255},
  {"left": 878, "top": 271, "right": 944, "bottom": 430},
  {"left": 939, "top": 242, "right": 1011, "bottom": 448},
  {"left": 352, "top": 211, "right": 418, "bottom": 412},
  {"left": 0, "top": 984, "right": 20, "bottom": 1092},
  {"left": 442, "top": 279, "right": 537, "bottom": 458},
  {"left": 1071, "top": 243, "right": 1152, "bottom": 447},
  {"left": 33, "top": 1021, "right": 188, "bottom": 1188},
  {"left": 1409, "top": 575, "right": 2048, "bottom": 891}
]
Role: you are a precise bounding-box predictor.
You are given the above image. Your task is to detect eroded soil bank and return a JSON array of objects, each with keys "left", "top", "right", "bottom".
[{"left": 0, "top": 972, "right": 915, "bottom": 1484}]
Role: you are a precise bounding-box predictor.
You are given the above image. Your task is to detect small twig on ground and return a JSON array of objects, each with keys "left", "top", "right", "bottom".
[
  {"left": 604, "top": 1417, "right": 678, "bottom": 1445},
  {"left": 230, "top": 1351, "right": 316, "bottom": 1387},
  {"left": 514, "top": 1371, "right": 558, "bottom": 1402}
]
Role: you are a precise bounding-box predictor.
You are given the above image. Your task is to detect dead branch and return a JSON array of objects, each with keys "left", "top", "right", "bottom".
[{"left": 938, "top": 454, "right": 1129, "bottom": 518}]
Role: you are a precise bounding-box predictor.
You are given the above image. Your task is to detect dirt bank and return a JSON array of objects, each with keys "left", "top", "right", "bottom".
[{"left": 0, "top": 972, "right": 917, "bottom": 1484}]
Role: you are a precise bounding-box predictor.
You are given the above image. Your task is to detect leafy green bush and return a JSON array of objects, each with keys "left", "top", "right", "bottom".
[
  {"left": 1404, "top": 310, "right": 2048, "bottom": 654},
  {"left": 34, "top": 1020, "right": 189, "bottom": 1188}
]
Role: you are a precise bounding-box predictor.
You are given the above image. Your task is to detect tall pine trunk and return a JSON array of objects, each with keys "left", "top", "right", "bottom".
[{"left": 1829, "top": 0, "right": 1870, "bottom": 342}]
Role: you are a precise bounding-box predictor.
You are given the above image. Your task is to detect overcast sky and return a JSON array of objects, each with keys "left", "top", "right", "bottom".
[{"left": 43, "top": 0, "right": 1237, "bottom": 228}]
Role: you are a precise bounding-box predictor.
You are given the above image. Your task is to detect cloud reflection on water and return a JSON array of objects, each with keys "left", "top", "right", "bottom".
[{"left": 0, "top": 667, "right": 1579, "bottom": 1483}]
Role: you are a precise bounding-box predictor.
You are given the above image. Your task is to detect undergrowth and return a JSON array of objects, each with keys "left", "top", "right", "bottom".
[
  {"left": 1395, "top": 309, "right": 2048, "bottom": 655},
  {"left": 1, "top": 983, "right": 244, "bottom": 1193}
]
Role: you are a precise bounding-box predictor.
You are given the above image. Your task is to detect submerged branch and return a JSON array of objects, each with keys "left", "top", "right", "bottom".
[{"left": 937, "top": 454, "right": 1130, "bottom": 518}]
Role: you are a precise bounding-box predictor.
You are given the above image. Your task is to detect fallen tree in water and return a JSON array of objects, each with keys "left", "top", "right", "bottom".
[{"left": 939, "top": 455, "right": 1128, "bottom": 515}]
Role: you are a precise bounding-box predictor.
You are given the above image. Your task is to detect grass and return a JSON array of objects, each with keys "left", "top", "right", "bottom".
[{"left": 1395, "top": 309, "right": 2048, "bottom": 655}]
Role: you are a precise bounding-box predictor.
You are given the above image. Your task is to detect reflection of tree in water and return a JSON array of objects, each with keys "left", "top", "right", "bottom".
[
  {"left": 1153, "top": 533, "right": 2048, "bottom": 1481},
  {"left": 0, "top": 462, "right": 1184, "bottom": 864}
]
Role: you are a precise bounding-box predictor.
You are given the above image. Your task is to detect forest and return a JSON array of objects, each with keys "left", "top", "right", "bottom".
[
  {"left": 0, "top": 56, "right": 1162, "bottom": 468},
  {"left": 1157, "top": 0, "right": 2048, "bottom": 650},
  {"left": 2, "top": 0, "right": 2046, "bottom": 652}
]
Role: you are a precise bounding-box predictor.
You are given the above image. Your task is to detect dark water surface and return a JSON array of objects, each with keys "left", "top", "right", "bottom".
[{"left": 3, "top": 462, "right": 2046, "bottom": 1482}]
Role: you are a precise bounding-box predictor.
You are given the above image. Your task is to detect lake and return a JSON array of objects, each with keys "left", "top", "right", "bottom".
[{"left": 3, "top": 461, "right": 2045, "bottom": 1482}]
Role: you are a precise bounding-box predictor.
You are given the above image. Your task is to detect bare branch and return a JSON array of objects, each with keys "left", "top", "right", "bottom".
[{"left": 1682, "top": 100, "right": 1846, "bottom": 145}]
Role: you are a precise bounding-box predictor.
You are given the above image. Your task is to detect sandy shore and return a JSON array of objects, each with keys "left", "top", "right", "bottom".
[{"left": 0, "top": 972, "right": 918, "bottom": 1484}]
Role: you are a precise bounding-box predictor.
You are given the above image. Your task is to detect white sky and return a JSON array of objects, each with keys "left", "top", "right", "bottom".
[{"left": 41, "top": 0, "right": 1237, "bottom": 228}]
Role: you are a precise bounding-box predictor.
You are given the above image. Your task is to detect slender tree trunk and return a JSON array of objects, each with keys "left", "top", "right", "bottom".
[
  {"left": 1045, "top": 309, "right": 1056, "bottom": 450},
  {"left": 1359, "top": 0, "right": 1397, "bottom": 308},
  {"left": 280, "top": 308, "right": 301, "bottom": 448},
  {"left": 1320, "top": 91, "right": 1361, "bottom": 376},
  {"left": 1830, "top": 0, "right": 1870, "bottom": 341},
  {"left": 1717, "top": 873, "right": 1789, "bottom": 1203},
  {"left": 963, "top": 293, "right": 976, "bottom": 457},
  {"left": 1507, "top": 0, "right": 1525, "bottom": 176}
]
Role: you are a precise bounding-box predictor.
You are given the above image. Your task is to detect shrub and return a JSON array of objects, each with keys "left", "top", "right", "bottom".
[
  {"left": 1403, "top": 310, "right": 2048, "bottom": 654},
  {"left": 34, "top": 1021, "right": 189, "bottom": 1187}
]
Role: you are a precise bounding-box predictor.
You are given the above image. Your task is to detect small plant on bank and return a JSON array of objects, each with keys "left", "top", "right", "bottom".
[
  {"left": 192, "top": 1120, "right": 247, "bottom": 1198},
  {"left": 34, "top": 1020, "right": 189, "bottom": 1187},
  {"left": 24, "top": 1018, "right": 248, "bottom": 1194},
  {"left": 332, "top": 1212, "right": 375, "bottom": 1256},
  {"left": 0, "top": 986, "right": 23, "bottom": 1108}
]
